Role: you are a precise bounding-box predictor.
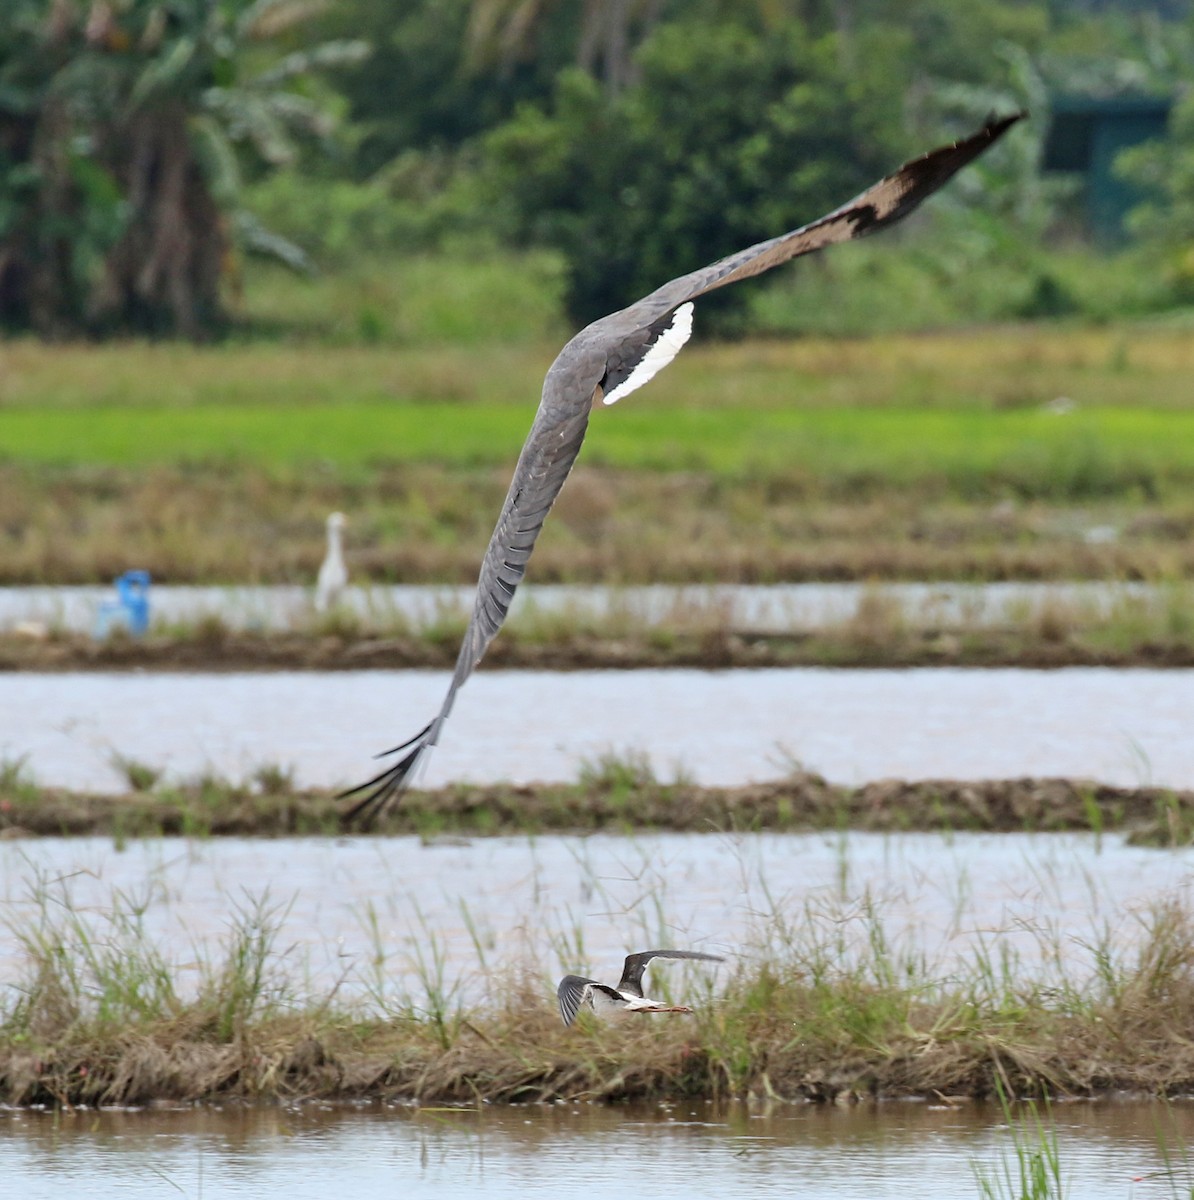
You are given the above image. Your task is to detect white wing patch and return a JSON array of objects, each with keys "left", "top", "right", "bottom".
[{"left": 602, "top": 302, "right": 694, "bottom": 406}]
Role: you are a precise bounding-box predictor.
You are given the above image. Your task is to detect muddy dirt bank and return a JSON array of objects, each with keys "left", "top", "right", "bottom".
[
  {"left": 3, "top": 772, "right": 1189, "bottom": 843},
  {"left": 4, "top": 628, "right": 1194, "bottom": 671}
]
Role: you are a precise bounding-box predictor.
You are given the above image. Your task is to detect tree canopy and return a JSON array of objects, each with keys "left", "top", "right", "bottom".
[
  {"left": 0, "top": 0, "right": 364, "bottom": 337},
  {"left": 2, "top": 0, "right": 1194, "bottom": 338}
]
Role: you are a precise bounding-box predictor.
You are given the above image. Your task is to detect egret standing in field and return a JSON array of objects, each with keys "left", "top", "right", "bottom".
[
  {"left": 341, "top": 114, "right": 1024, "bottom": 825},
  {"left": 314, "top": 511, "right": 348, "bottom": 612}
]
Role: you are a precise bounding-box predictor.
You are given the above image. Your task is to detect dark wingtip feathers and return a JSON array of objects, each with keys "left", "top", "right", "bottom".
[
  {"left": 854, "top": 110, "right": 1026, "bottom": 236},
  {"left": 339, "top": 721, "right": 434, "bottom": 829}
]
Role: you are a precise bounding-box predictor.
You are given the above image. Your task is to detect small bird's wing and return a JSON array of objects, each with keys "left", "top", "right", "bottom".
[
  {"left": 340, "top": 114, "right": 1022, "bottom": 828},
  {"left": 558, "top": 973, "right": 600, "bottom": 1026},
  {"left": 617, "top": 949, "right": 725, "bottom": 998}
]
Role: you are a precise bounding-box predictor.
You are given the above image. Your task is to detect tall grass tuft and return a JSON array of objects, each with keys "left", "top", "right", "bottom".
[
  {"left": 9, "top": 861, "right": 1194, "bottom": 1107},
  {"left": 971, "top": 1083, "right": 1067, "bottom": 1200},
  {"left": 3, "top": 865, "right": 179, "bottom": 1040},
  {"left": 196, "top": 890, "right": 294, "bottom": 1042}
]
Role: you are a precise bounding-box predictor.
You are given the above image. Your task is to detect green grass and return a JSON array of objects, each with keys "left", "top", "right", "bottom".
[
  {"left": 3, "top": 252, "right": 1194, "bottom": 586},
  {"left": 237, "top": 249, "right": 569, "bottom": 347},
  {"left": 10, "top": 858, "right": 1194, "bottom": 1108},
  {"left": 0, "top": 401, "right": 1188, "bottom": 501},
  {"left": 972, "top": 1087, "right": 1067, "bottom": 1200},
  {"left": 742, "top": 239, "right": 1188, "bottom": 337},
  {"left": 2, "top": 305, "right": 1193, "bottom": 503},
  {"left": 6, "top": 318, "right": 1194, "bottom": 410}
]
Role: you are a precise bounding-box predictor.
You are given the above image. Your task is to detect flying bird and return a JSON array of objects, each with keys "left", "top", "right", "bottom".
[
  {"left": 341, "top": 113, "right": 1024, "bottom": 825},
  {"left": 314, "top": 511, "right": 348, "bottom": 612},
  {"left": 557, "top": 948, "right": 725, "bottom": 1026}
]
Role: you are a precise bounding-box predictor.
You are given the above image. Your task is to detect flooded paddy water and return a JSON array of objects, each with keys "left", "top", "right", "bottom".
[
  {"left": 0, "top": 580, "right": 1170, "bottom": 635},
  {"left": 5, "top": 1097, "right": 1194, "bottom": 1199},
  {"left": 2, "top": 829, "right": 1192, "bottom": 1002},
  {"left": 5, "top": 594, "right": 1194, "bottom": 1191},
  {"left": 4, "top": 665, "right": 1192, "bottom": 793},
  {"left": 5, "top": 831, "right": 1194, "bottom": 1193}
]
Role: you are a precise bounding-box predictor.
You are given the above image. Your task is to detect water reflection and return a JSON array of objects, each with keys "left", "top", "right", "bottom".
[{"left": 2, "top": 1098, "right": 1193, "bottom": 1199}]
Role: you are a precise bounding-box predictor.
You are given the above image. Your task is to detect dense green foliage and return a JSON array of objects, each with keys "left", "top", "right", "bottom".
[
  {"left": 0, "top": 0, "right": 364, "bottom": 337},
  {"left": 483, "top": 26, "right": 904, "bottom": 325},
  {"left": 1122, "top": 81, "right": 1194, "bottom": 299},
  {"left": 3, "top": 0, "right": 1194, "bottom": 337},
  {"left": 247, "top": 0, "right": 1194, "bottom": 330}
]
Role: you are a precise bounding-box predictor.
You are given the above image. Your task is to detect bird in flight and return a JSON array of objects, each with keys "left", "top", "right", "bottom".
[
  {"left": 341, "top": 113, "right": 1024, "bottom": 826},
  {"left": 557, "top": 948, "right": 725, "bottom": 1026}
]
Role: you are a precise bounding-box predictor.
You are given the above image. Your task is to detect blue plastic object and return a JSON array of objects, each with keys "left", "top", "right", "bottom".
[{"left": 94, "top": 570, "right": 151, "bottom": 638}]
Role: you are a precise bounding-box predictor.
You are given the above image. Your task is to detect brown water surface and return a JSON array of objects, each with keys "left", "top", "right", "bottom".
[{"left": 2, "top": 1096, "right": 1193, "bottom": 1198}]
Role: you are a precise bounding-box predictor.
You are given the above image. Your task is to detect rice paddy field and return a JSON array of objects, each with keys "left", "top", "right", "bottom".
[
  {"left": 1, "top": 321, "right": 1194, "bottom": 606},
  {"left": 3, "top": 273, "right": 1194, "bottom": 667},
  {"left": 8, "top": 253, "right": 1194, "bottom": 1199}
]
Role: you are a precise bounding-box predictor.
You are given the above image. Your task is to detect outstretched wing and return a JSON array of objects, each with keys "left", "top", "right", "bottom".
[
  {"left": 599, "top": 112, "right": 1024, "bottom": 338},
  {"left": 558, "top": 974, "right": 599, "bottom": 1026},
  {"left": 340, "top": 113, "right": 1023, "bottom": 828},
  {"left": 617, "top": 949, "right": 725, "bottom": 998},
  {"left": 339, "top": 394, "right": 596, "bottom": 825}
]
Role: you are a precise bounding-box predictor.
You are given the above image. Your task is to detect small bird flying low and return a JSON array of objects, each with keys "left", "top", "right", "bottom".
[
  {"left": 557, "top": 948, "right": 724, "bottom": 1026},
  {"left": 340, "top": 113, "right": 1024, "bottom": 826}
]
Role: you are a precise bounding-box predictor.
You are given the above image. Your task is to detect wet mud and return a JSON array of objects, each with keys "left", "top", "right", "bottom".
[
  {"left": 3, "top": 627, "right": 1194, "bottom": 672},
  {"left": 3, "top": 771, "right": 1189, "bottom": 843}
]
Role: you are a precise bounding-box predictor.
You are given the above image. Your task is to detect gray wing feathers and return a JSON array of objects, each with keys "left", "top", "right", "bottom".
[
  {"left": 558, "top": 974, "right": 597, "bottom": 1026},
  {"left": 452, "top": 399, "right": 593, "bottom": 693},
  {"left": 338, "top": 394, "right": 594, "bottom": 828},
  {"left": 617, "top": 949, "right": 725, "bottom": 997},
  {"left": 341, "top": 113, "right": 1021, "bottom": 828}
]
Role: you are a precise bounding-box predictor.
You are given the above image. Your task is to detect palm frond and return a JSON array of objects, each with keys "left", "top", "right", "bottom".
[
  {"left": 127, "top": 34, "right": 196, "bottom": 109},
  {"left": 190, "top": 112, "right": 242, "bottom": 204},
  {"left": 258, "top": 91, "right": 335, "bottom": 139},
  {"left": 253, "top": 40, "right": 370, "bottom": 88},
  {"left": 237, "top": 0, "right": 329, "bottom": 42},
  {"left": 204, "top": 87, "right": 296, "bottom": 165},
  {"left": 233, "top": 209, "right": 312, "bottom": 273}
]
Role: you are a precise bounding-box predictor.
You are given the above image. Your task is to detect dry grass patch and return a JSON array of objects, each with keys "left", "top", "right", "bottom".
[{"left": 10, "top": 870, "right": 1194, "bottom": 1107}]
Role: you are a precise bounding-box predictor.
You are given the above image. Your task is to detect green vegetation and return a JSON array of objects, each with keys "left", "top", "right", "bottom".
[
  {"left": 0, "top": 0, "right": 366, "bottom": 337},
  {"left": 2, "top": 310, "right": 1194, "bottom": 594},
  {"left": 971, "top": 1089, "right": 1066, "bottom": 1200},
  {"left": 6, "top": 1, "right": 1194, "bottom": 339},
  {"left": 2, "top": 753, "right": 1193, "bottom": 842},
  {"left": 3, "top": 398, "right": 1192, "bottom": 491},
  {"left": 2, "top": 379, "right": 1194, "bottom": 482},
  {"left": 9, "top": 862, "right": 1194, "bottom": 1107},
  {"left": 483, "top": 22, "right": 904, "bottom": 324}
]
